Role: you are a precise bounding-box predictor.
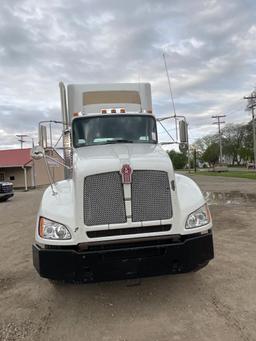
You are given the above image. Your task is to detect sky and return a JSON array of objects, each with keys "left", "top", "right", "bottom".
[{"left": 0, "top": 0, "right": 256, "bottom": 149}]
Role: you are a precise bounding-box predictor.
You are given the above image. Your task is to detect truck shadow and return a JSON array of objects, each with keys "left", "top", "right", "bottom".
[{"left": 47, "top": 270, "right": 208, "bottom": 311}]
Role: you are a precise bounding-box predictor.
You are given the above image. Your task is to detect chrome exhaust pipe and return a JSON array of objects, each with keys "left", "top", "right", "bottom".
[
  {"left": 59, "top": 81, "right": 72, "bottom": 179},
  {"left": 59, "top": 81, "right": 68, "bottom": 129}
]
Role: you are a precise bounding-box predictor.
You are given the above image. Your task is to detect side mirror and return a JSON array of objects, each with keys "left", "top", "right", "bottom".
[
  {"left": 31, "top": 145, "right": 45, "bottom": 160},
  {"left": 179, "top": 143, "right": 188, "bottom": 153},
  {"left": 179, "top": 120, "right": 188, "bottom": 143},
  {"left": 39, "top": 125, "right": 48, "bottom": 148}
]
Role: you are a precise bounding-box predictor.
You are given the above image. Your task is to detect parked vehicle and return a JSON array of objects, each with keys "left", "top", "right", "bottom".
[
  {"left": 212, "top": 163, "right": 229, "bottom": 172},
  {"left": 247, "top": 162, "right": 256, "bottom": 169},
  {"left": 0, "top": 182, "right": 14, "bottom": 202},
  {"left": 32, "top": 82, "right": 214, "bottom": 282}
]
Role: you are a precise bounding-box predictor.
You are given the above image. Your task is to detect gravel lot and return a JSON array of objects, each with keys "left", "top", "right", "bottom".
[{"left": 0, "top": 176, "right": 256, "bottom": 341}]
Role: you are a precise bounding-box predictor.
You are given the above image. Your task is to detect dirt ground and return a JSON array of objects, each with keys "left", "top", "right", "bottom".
[{"left": 0, "top": 176, "right": 256, "bottom": 341}]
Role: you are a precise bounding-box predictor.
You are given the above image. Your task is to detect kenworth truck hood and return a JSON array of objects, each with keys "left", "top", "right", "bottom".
[
  {"left": 72, "top": 143, "right": 173, "bottom": 177},
  {"left": 65, "top": 143, "right": 175, "bottom": 236}
]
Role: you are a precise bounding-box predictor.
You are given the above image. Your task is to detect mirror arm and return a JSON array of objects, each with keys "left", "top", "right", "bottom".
[
  {"left": 45, "top": 155, "right": 73, "bottom": 170},
  {"left": 160, "top": 142, "right": 179, "bottom": 145},
  {"left": 42, "top": 155, "right": 58, "bottom": 196},
  {"left": 157, "top": 115, "right": 187, "bottom": 122},
  {"left": 157, "top": 120, "right": 175, "bottom": 142}
]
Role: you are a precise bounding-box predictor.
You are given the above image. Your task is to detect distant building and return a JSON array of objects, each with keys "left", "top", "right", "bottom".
[{"left": 0, "top": 148, "right": 64, "bottom": 190}]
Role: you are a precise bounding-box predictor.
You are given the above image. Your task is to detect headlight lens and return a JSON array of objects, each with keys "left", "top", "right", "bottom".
[
  {"left": 39, "top": 217, "right": 71, "bottom": 240},
  {"left": 185, "top": 204, "right": 211, "bottom": 229}
]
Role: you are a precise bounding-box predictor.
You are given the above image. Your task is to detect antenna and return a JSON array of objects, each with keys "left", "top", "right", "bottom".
[{"left": 163, "top": 52, "right": 178, "bottom": 140}]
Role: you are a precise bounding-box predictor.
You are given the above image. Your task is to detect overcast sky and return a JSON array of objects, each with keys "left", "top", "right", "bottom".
[{"left": 0, "top": 0, "right": 256, "bottom": 149}]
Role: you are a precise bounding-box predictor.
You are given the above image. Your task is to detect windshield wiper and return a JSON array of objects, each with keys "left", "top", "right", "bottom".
[{"left": 105, "top": 139, "right": 134, "bottom": 144}]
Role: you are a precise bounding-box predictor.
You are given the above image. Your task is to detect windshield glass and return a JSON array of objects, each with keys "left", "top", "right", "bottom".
[{"left": 72, "top": 114, "right": 157, "bottom": 147}]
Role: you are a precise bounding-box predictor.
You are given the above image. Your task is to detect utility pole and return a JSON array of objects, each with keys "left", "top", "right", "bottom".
[
  {"left": 212, "top": 115, "right": 226, "bottom": 164},
  {"left": 16, "top": 134, "right": 28, "bottom": 149},
  {"left": 244, "top": 94, "right": 256, "bottom": 169}
]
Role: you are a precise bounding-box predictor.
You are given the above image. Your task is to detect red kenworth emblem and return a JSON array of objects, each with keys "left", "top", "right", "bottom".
[{"left": 121, "top": 164, "right": 133, "bottom": 184}]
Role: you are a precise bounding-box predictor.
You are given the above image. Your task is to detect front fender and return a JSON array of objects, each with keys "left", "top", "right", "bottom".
[
  {"left": 35, "top": 180, "right": 78, "bottom": 245},
  {"left": 175, "top": 174, "right": 212, "bottom": 233}
]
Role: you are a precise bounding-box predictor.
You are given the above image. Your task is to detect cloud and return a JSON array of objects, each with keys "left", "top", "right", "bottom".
[{"left": 0, "top": 0, "right": 255, "bottom": 149}]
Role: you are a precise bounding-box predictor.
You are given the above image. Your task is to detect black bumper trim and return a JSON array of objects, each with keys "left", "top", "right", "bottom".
[
  {"left": 33, "top": 232, "right": 214, "bottom": 282},
  {"left": 87, "top": 224, "right": 172, "bottom": 238},
  {"left": 0, "top": 193, "right": 14, "bottom": 200}
]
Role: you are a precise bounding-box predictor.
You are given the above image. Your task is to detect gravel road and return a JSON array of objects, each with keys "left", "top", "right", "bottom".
[{"left": 0, "top": 176, "right": 256, "bottom": 341}]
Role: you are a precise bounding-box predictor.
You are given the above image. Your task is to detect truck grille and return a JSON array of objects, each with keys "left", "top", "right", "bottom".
[
  {"left": 84, "top": 172, "right": 126, "bottom": 226},
  {"left": 131, "top": 170, "right": 172, "bottom": 222}
]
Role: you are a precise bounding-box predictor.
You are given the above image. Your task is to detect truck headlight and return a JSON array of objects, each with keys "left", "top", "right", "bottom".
[
  {"left": 185, "top": 204, "right": 211, "bottom": 229},
  {"left": 39, "top": 217, "right": 71, "bottom": 240}
]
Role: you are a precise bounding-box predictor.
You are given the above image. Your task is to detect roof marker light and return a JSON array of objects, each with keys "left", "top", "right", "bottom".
[
  {"left": 111, "top": 109, "right": 116, "bottom": 113},
  {"left": 101, "top": 109, "right": 107, "bottom": 114},
  {"left": 73, "top": 112, "right": 79, "bottom": 117},
  {"left": 120, "top": 108, "right": 126, "bottom": 113}
]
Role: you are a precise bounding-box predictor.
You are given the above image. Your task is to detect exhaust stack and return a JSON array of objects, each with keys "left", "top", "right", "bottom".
[{"left": 59, "top": 81, "right": 72, "bottom": 178}]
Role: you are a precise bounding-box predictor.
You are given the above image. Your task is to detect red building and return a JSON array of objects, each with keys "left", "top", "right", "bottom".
[{"left": 0, "top": 148, "right": 64, "bottom": 189}]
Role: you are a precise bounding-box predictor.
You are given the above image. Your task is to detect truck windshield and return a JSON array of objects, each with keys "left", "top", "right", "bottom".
[{"left": 72, "top": 114, "right": 157, "bottom": 147}]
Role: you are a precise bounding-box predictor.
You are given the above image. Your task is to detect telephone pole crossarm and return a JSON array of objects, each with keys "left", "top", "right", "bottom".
[{"left": 16, "top": 134, "right": 28, "bottom": 149}]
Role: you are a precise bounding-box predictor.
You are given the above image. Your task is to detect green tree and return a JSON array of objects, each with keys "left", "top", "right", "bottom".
[
  {"left": 222, "top": 124, "right": 247, "bottom": 165},
  {"left": 168, "top": 150, "right": 187, "bottom": 170},
  {"left": 239, "top": 146, "right": 252, "bottom": 163},
  {"left": 202, "top": 143, "right": 219, "bottom": 166},
  {"left": 192, "top": 120, "right": 255, "bottom": 166},
  {"left": 243, "top": 121, "right": 254, "bottom": 162},
  {"left": 193, "top": 134, "right": 218, "bottom": 153},
  {"left": 195, "top": 123, "right": 253, "bottom": 165}
]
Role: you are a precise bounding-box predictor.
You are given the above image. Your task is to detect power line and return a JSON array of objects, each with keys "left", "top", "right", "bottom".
[
  {"left": 212, "top": 115, "right": 226, "bottom": 164},
  {"left": 223, "top": 103, "right": 245, "bottom": 117}
]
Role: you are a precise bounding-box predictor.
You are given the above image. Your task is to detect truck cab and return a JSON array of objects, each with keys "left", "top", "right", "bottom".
[{"left": 32, "top": 83, "right": 214, "bottom": 282}]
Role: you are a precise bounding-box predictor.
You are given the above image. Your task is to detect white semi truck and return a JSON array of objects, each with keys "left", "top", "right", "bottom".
[{"left": 32, "top": 82, "right": 214, "bottom": 282}]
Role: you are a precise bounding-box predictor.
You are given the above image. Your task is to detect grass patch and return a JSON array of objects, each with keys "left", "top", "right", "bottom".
[{"left": 193, "top": 171, "right": 256, "bottom": 180}]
